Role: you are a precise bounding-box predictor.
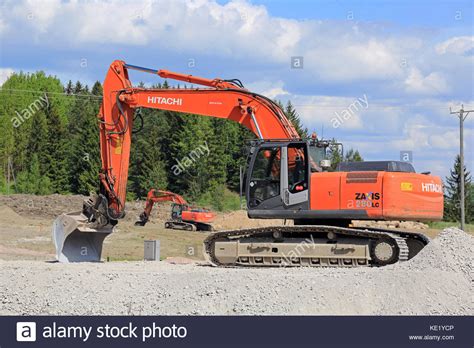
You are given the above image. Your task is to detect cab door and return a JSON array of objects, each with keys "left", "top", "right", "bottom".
[
  {"left": 282, "top": 143, "right": 309, "bottom": 206},
  {"left": 246, "top": 145, "right": 283, "bottom": 209},
  {"left": 246, "top": 142, "right": 309, "bottom": 213}
]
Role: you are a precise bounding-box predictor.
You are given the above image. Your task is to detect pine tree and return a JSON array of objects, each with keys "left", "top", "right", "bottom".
[
  {"left": 65, "top": 80, "right": 74, "bottom": 94},
  {"left": 73, "top": 81, "right": 83, "bottom": 94},
  {"left": 68, "top": 82, "right": 101, "bottom": 195},
  {"left": 16, "top": 154, "right": 51, "bottom": 194},
  {"left": 91, "top": 81, "right": 103, "bottom": 96},
  {"left": 344, "top": 148, "right": 363, "bottom": 162},
  {"left": 444, "top": 155, "right": 473, "bottom": 223},
  {"left": 42, "top": 97, "right": 70, "bottom": 192},
  {"left": 328, "top": 145, "right": 342, "bottom": 171},
  {"left": 26, "top": 110, "right": 49, "bottom": 173},
  {"left": 284, "top": 100, "right": 308, "bottom": 138},
  {"left": 128, "top": 108, "right": 169, "bottom": 198},
  {"left": 326, "top": 141, "right": 363, "bottom": 171}
]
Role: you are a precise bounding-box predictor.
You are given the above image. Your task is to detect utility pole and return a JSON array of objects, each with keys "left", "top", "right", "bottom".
[{"left": 450, "top": 105, "right": 473, "bottom": 231}]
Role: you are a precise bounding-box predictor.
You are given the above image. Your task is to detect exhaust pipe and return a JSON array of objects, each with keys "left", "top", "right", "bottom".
[{"left": 52, "top": 211, "right": 114, "bottom": 263}]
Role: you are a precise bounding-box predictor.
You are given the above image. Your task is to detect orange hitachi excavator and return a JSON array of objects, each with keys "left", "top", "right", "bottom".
[
  {"left": 134, "top": 189, "right": 215, "bottom": 231},
  {"left": 52, "top": 60, "right": 443, "bottom": 266}
]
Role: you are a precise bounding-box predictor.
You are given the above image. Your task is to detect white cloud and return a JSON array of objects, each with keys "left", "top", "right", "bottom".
[
  {"left": 0, "top": 0, "right": 459, "bottom": 96},
  {"left": 0, "top": 68, "right": 14, "bottom": 85},
  {"left": 390, "top": 123, "right": 430, "bottom": 150},
  {"left": 262, "top": 87, "right": 289, "bottom": 99},
  {"left": 429, "top": 130, "right": 459, "bottom": 150},
  {"left": 290, "top": 95, "right": 367, "bottom": 131},
  {"left": 246, "top": 80, "right": 289, "bottom": 99},
  {"left": 435, "top": 36, "right": 474, "bottom": 55},
  {"left": 0, "top": 18, "right": 6, "bottom": 35},
  {"left": 305, "top": 37, "right": 407, "bottom": 82},
  {"left": 404, "top": 68, "right": 449, "bottom": 95}
]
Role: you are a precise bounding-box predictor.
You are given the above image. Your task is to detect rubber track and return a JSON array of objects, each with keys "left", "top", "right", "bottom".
[{"left": 203, "top": 225, "right": 429, "bottom": 267}]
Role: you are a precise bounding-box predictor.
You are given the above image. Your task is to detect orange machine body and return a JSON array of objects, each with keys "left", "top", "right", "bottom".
[
  {"left": 310, "top": 171, "right": 443, "bottom": 221},
  {"left": 181, "top": 209, "right": 215, "bottom": 224}
]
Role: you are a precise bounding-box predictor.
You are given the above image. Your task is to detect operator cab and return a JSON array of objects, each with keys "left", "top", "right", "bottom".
[
  {"left": 245, "top": 140, "right": 310, "bottom": 215},
  {"left": 170, "top": 203, "right": 183, "bottom": 220}
]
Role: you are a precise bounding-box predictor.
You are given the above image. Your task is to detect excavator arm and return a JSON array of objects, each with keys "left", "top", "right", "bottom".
[
  {"left": 98, "top": 60, "right": 299, "bottom": 222},
  {"left": 53, "top": 60, "right": 300, "bottom": 262}
]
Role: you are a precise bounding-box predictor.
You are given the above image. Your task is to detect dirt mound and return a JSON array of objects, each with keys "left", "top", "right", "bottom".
[
  {"left": 0, "top": 194, "right": 85, "bottom": 219},
  {"left": 0, "top": 205, "right": 24, "bottom": 225},
  {"left": 400, "top": 227, "right": 473, "bottom": 279},
  {"left": 0, "top": 194, "right": 171, "bottom": 223}
]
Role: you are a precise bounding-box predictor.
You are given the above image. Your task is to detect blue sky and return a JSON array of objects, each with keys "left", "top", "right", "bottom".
[{"left": 0, "top": 0, "right": 472, "bottom": 178}]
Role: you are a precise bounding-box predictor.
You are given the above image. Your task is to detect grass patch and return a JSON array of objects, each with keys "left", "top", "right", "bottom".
[
  {"left": 195, "top": 187, "right": 243, "bottom": 212},
  {"left": 427, "top": 221, "right": 474, "bottom": 233}
]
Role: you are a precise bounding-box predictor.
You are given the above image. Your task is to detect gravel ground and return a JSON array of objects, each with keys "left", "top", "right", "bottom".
[{"left": 0, "top": 228, "right": 472, "bottom": 316}]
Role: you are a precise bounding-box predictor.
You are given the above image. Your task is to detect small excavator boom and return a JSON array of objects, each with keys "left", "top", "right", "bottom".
[{"left": 134, "top": 189, "right": 215, "bottom": 231}]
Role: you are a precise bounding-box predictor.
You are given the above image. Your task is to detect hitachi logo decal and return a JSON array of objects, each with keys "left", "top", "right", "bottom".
[
  {"left": 147, "top": 96, "right": 183, "bottom": 105},
  {"left": 421, "top": 183, "right": 442, "bottom": 193}
]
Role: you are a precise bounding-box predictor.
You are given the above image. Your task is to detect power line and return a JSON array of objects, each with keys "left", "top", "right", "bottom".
[
  {"left": 0, "top": 93, "right": 102, "bottom": 104},
  {"left": 0, "top": 88, "right": 103, "bottom": 99},
  {"left": 1, "top": 89, "right": 465, "bottom": 108}
]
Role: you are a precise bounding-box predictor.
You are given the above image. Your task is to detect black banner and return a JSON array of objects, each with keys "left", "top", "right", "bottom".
[{"left": 2, "top": 316, "right": 472, "bottom": 347}]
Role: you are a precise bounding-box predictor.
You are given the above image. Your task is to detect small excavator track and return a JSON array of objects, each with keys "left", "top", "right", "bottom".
[{"left": 203, "top": 225, "right": 428, "bottom": 267}]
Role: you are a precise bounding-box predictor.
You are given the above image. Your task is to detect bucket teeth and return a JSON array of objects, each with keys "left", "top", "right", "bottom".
[{"left": 52, "top": 212, "right": 114, "bottom": 263}]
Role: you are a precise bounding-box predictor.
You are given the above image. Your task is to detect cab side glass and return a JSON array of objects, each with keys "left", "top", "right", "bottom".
[
  {"left": 248, "top": 147, "right": 281, "bottom": 208},
  {"left": 287, "top": 144, "right": 308, "bottom": 194}
]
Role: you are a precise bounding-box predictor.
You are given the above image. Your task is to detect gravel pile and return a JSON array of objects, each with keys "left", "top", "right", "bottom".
[
  {"left": 399, "top": 227, "right": 472, "bottom": 280},
  {"left": 0, "top": 228, "right": 472, "bottom": 316}
]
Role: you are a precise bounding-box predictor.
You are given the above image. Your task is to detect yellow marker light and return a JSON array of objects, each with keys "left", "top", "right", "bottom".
[{"left": 400, "top": 182, "right": 413, "bottom": 191}]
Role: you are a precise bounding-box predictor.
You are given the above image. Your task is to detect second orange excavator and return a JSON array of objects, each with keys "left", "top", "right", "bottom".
[{"left": 134, "top": 189, "right": 215, "bottom": 231}]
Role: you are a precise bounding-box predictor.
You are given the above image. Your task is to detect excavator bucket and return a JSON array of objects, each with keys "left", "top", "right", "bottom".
[{"left": 52, "top": 211, "right": 114, "bottom": 263}]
